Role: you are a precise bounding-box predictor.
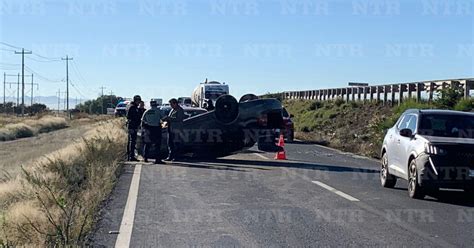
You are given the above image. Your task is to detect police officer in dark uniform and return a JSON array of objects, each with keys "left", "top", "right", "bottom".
[
  {"left": 138, "top": 100, "right": 146, "bottom": 119},
  {"left": 162, "top": 98, "right": 185, "bottom": 162},
  {"left": 126, "top": 95, "right": 142, "bottom": 161}
]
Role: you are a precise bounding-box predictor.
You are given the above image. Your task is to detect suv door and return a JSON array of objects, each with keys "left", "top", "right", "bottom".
[
  {"left": 397, "top": 114, "right": 418, "bottom": 177},
  {"left": 390, "top": 114, "right": 412, "bottom": 173},
  {"left": 387, "top": 114, "right": 407, "bottom": 169}
]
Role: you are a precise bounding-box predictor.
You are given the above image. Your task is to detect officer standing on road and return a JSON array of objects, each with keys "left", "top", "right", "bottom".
[
  {"left": 141, "top": 99, "right": 163, "bottom": 164},
  {"left": 162, "top": 98, "right": 185, "bottom": 162},
  {"left": 138, "top": 101, "right": 146, "bottom": 118},
  {"left": 126, "top": 95, "right": 142, "bottom": 161}
]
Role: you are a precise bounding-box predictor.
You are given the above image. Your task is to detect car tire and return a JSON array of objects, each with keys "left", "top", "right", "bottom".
[
  {"left": 214, "top": 95, "right": 239, "bottom": 124},
  {"left": 408, "top": 159, "right": 425, "bottom": 199},
  {"left": 380, "top": 153, "right": 397, "bottom": 188}
]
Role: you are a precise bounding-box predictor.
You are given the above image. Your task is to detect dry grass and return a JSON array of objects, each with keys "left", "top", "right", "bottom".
[
  {"left": 0, "top": 115, "right": 24, "bottom": 127},
  {"left": 0, "top": 116, "right": 68, "bottom": 141},
  {"left": 0, "top": 119, "right": 126, "bottom": 246}
]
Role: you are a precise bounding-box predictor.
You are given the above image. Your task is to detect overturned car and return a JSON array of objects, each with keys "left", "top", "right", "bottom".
[{"left": 137, "top": 94, "right": 284, "bottom": 158}]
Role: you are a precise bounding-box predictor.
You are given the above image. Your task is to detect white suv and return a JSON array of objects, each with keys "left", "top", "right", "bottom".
[{"left": 380, "top": 109, "right": 474, "bottom": 199}]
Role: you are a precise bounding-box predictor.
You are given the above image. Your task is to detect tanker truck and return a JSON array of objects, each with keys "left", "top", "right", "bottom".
[{"left": 191, "top": 79, "right": 229, "bottom": 110}]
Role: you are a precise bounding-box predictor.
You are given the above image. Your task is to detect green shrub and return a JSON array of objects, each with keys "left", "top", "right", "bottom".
[
  {"left": 334, "top": 98, "right": 345, "bottom": 107},
  {"left": 328, "top": 112, "right": 338, "bottom": 119},
  {"left": 435, "top": 86, "right": 463, "bottom": 108},
  {"left": 309, "top": 101, "right": 323, "bottom": 110},
  {"left": 300, "top": 126, "right": 310, "bottom": 132},
  {"left": 394, "top": 99, "right": 433, "bottom": 116},
  {"left": 454, "top": 98, "right": 474, "bottom": 112},
  {"left": 349, "top": 101, "right": 360, "bottom": 108}
]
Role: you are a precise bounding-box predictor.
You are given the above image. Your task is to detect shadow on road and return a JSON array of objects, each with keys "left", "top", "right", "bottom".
[
  {"left": 171, "top": 157, "right": 474, "bottom": 207},
  {"left": 391, "top": 185, "right": 474, "bottom": 207},
  {"left": 288, "top": 140, "right": 330, "bottom": 146},
  {"left": 422, "top": 190, "right": 474, "bottom": 207},
  {"left": 176, "top": 157, "right": 379, "bottom": 175}
]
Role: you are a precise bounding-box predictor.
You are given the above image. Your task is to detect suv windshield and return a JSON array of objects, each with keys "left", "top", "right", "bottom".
[{"left": 418, "top": 114, "right": 474, "bottom": 138}]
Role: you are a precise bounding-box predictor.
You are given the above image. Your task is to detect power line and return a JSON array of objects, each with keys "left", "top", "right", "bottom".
[
  {"left": 0, "top": 48, "right": 16, "bottom": 52},
  {"left": 26, "top": 56, "right": 61, "bottom": 63},
  {"left": 2, "top": 41, "right": 63, "bottom": 62},
  {"left": 70, "top": 82, "right": 86, "bottom": 99},
  {"left": 69, "top": 60, "right": 96, "bottom": 96},
  {"left": 32, "top": 53, "right": 62, "bottom": 61},
  {"left": 0, "top": 42, "right": 22, "bottom": 50},
  {"left": 24, "top": 65, "right": 63, "bottom": 83},
  {"left": 0, "top": 67, "right": 19, "bottom": 71},
  {"left": 70, "top": 60, "right": 88, "bottom": 83}
]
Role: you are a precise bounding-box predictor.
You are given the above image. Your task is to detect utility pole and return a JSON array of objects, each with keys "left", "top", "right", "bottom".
[
  {"left": 31, "top": 74, "right": 34, "bottom": 105},
  {"left": 57, "top": 89, "right": 60, "bottom": 115},
  {"left": 17, "top": 73, "right": 19, "bottom": 108},
  {"left": 62, "top": 56, "right": 73, "bottom": 118},
  {"left": 110, "top": 90, "right": 114, "bottom": 109},
  {"left": 15, "top": 48, "right": 32, "bottom": 116},
  {"left": 56, "top": 89, "right": 67, "bottom": 116},
  {"left": 3, "top": 73, "right": 5, "bottom": 110},
  {"left": 99, "top": 86, "right": 106, "bottom": 114},
  {"left": 3, "top": 74, "right": 21, "bottom": 114}
]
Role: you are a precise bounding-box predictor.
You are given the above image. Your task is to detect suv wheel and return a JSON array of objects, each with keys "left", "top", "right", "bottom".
[
  {"left": 408, "top": 160, "right": 425, "bottom": 199},
  {"left": 380, "top": 153, "right": 397, "bottom": 188}
]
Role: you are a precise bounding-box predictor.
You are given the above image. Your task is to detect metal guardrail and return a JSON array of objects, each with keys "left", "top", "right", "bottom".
[{"left": 281, "top": 78, "right": 474, "bottom": 105}]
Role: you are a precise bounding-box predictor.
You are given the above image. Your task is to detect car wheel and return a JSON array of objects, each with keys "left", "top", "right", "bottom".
[
  {"left": 408, "top": 160, "right": 425, "bottom": 199},
  {"left": 214, "top": 95, "right": 239, "bottom": 124},
  {"left": 380, "top": 152, "right": 397, "bottom": 188}
]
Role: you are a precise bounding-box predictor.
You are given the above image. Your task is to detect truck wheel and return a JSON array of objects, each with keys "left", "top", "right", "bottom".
[
  {"left": 408, "top": 159, "right": 425, "bottom": 199},
  {"left": 215, "top": 95, "right": 239, "bottom": 124},
  {"left": 380, "top": 153, "right": 397, "bottom": 188}
]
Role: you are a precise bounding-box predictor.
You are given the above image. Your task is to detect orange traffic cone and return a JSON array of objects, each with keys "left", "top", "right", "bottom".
[{"left": 275, "top": 134, "right": 287, "bottom": 160}]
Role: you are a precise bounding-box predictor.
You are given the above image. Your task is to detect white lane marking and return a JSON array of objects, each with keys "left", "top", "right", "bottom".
[
  {"left": 115, "top": 164, "right": 142, "bottom": 248},
  {"left": 311, "top": 181, "right": 360, "bottom": 202},
  {"left": 254, "top": 153, "right": 270, "bottom": 160}
]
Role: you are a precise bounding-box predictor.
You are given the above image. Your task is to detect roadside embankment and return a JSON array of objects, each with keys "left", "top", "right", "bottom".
[
  {"left": 0, "top": 119, "right": 126, "bottom": 246},
  {"left": 0, "top": 116, "right": 68, "bottom": 141}
]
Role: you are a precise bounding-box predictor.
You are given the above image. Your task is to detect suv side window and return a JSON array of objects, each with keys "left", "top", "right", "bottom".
[
  {"left": 406, "top": 115, "right": 417, "bottom": 133},
  {"left": 397, "top": 114, "right": 409, "bottom": 130},
  {"left": 398, "top": 114, "right": 417, "bottom": 132}
]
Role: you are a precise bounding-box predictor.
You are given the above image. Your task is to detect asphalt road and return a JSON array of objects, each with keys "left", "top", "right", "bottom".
[{"left": 89, "top": 142, "right": 474, "bottom": 247}]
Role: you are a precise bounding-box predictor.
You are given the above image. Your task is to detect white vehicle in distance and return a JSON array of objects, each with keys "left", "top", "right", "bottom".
[{"left": 177, "top": 97, "right": 192, "bottom": 106}]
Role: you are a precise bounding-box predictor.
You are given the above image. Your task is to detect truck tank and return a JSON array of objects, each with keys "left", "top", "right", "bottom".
[{"left": 191, "top": 81, "right": 226, "bottom": 107}]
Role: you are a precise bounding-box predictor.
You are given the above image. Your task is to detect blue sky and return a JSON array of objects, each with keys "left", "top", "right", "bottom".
[{"left": 0, "top": 0, "right": 473, "bottom": 103}]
